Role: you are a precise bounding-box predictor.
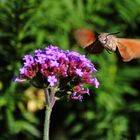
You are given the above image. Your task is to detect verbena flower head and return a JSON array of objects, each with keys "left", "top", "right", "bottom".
[{"left": 14, "top": 45, "right": 99, "bottom": 101}]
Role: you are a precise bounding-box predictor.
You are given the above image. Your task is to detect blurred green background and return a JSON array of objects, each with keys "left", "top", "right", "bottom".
[{"left": 0, "top": 0, "right": 140, "bottom": 140}]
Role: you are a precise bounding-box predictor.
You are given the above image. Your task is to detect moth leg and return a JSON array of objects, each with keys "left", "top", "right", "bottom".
[{"left": 106, "top": 49, "right": 112, "bottom": 54}]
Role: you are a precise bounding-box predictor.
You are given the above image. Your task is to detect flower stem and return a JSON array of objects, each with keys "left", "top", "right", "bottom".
[
  {"left": 43, "top": 88, "right": 56, "bottom": 140},
  {"left": 43, "top": 106, "right": 52, "bottom": 140}
]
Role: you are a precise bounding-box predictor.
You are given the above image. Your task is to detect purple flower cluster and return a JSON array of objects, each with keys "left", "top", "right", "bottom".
[{"left": 15, "top": 45, "right": 99, "bottom": 101}]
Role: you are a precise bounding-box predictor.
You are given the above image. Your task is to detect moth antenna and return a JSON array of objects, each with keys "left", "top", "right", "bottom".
[{"left": 107, "top": 32, "right": 120, "bottom": 37}]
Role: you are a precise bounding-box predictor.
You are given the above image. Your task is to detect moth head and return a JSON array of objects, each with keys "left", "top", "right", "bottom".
[{"left": 98, "top": 33, "right": 118, "bottom": 52}]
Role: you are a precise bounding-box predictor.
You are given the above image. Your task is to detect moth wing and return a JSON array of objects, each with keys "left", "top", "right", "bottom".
[
  {"left": 73, "top": 28, "right": 97, "bottom": 48},
  {"left": 85, "top": 40, "right": 104, "bottom": 54},
  {"left": 118, "top": 38, "right": 140, "bottom": 62}
]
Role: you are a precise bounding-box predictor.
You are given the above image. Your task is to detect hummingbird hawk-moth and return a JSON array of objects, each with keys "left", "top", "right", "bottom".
[{"left": 74, "top": 28, "right": 140, "bottom": 62}]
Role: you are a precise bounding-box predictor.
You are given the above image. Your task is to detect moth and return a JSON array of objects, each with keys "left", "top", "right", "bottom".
[{"left": 74, "top": 28, "right": 140, "bottom": 62}]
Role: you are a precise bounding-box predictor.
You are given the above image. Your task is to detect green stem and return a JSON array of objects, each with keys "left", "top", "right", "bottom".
[
  {"left": 43, "top": 106, "right": 52, "bottom": 140},
  {"left": 43, "top": 88, "right": 56, "bottom": 140}
]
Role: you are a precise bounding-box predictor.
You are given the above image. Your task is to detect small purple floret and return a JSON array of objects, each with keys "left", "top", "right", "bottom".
[
  {"left": 47, "top": 75, "right": 57, "bottom": 87},
  {"left": 76, "top": 68, "right": 83, "bottom": 77},
  {"left": 93, "top": 77, "right": 99, "bottom": 88}
]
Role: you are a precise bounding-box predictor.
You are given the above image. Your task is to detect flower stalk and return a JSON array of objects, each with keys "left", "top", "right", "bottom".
[
  {"left": 44, "top": 104, "right": 52, "bottom": 140},
  {"left": 43, "top": 88, "right": 56, "bottom": 140}
]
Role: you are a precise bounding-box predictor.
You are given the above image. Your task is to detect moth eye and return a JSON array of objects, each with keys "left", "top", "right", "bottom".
[
  {"left": 99, "top": 37, "right": 106, "bottom": 44},
  {"left": 102, "top": 40, "right": 106, "bottom": 44}
]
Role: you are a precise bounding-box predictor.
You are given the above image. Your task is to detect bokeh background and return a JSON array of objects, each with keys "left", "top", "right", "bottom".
[{"left": 0, "top": 0, "right": 140, "bottom": 140}]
